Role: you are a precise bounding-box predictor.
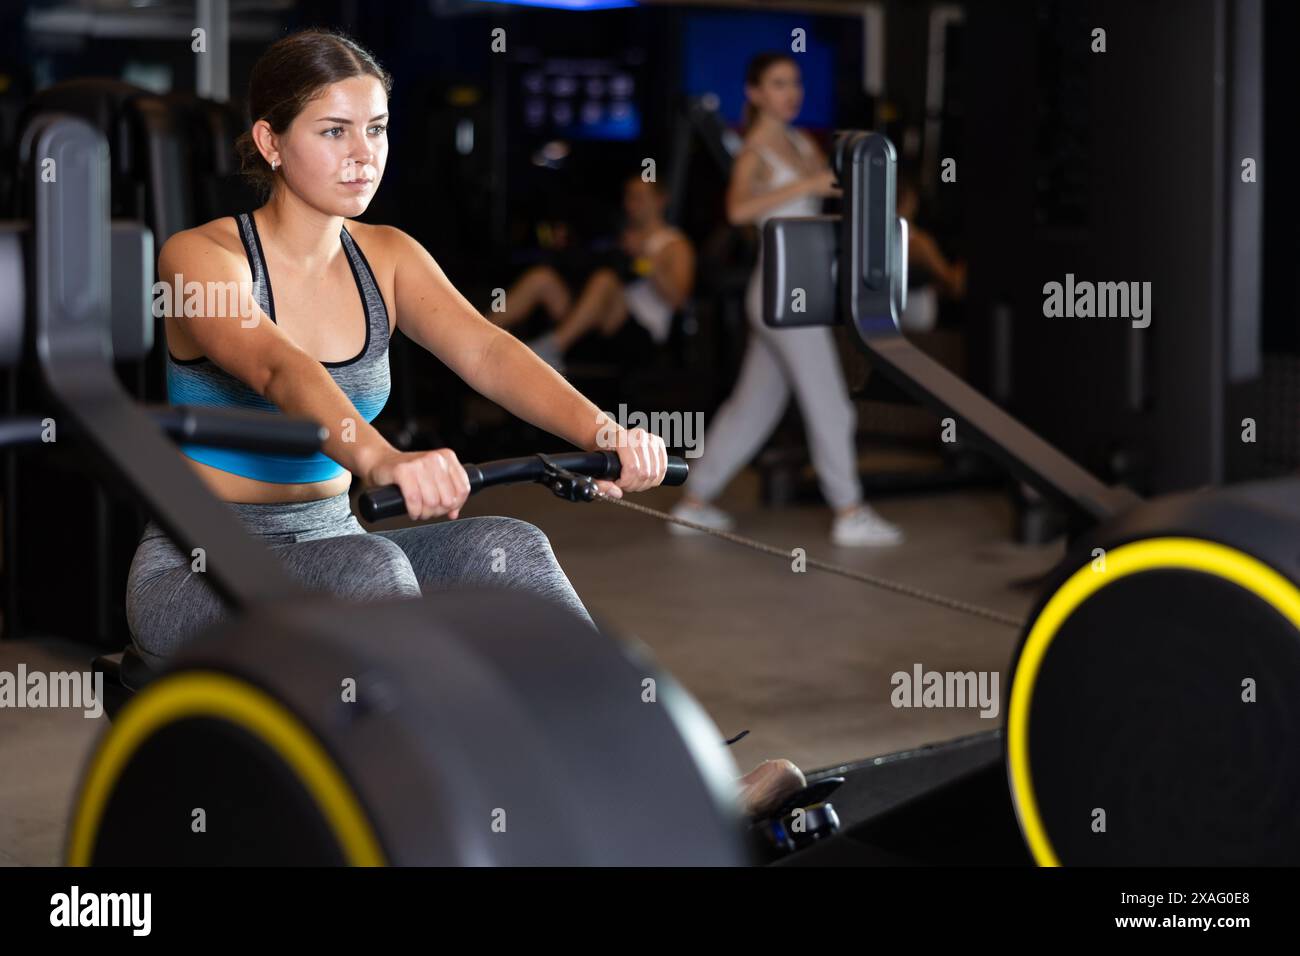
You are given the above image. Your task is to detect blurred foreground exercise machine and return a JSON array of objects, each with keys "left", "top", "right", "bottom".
[{"left": 762, "top": 132, "right": 1300, "bottom": 865}]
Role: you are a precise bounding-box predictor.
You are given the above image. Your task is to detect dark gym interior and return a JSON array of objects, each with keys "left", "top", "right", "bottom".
[{"left": 0, "top": 0, "right": 1295, "bottom": 893}]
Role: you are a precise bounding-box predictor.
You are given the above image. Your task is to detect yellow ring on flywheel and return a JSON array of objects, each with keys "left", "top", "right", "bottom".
[
  {"left": 67, "top": 670, "right": 386, "bottom": 866},
  {"left": 1007, "top": 536, "right": 1300, "bottom": 867}
]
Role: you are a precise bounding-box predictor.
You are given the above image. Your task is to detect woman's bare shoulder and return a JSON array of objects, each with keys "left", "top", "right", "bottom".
[
  {"left": 739, "top": 127, "right": 780, "bottom": 154},
  {"left": 342, "top": 218, "right": 380, "bottom": 238},
  {"left": 343, "top": 220, "right": 414, "bottom": 272},
  {"left": 160, "top": 215, "right": 244, "bottom": 263},
  {"left": 733, "top": 133, "right": 773, "bottom": 176}
]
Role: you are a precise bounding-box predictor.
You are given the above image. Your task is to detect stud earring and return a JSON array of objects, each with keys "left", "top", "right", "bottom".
[{"left": 271, "top": 159, "right": 280, "bottom": 171}]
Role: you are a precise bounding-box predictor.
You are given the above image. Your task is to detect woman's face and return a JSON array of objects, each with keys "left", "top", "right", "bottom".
[
  {"left": 747, "top": 60, "right": 803, "bottom": 125},
  {"left": 263, "top": 75, "right": 389, "bottom": 216},
  {"left": 623, "top": 178, "right": 664, "bottom": 227}
]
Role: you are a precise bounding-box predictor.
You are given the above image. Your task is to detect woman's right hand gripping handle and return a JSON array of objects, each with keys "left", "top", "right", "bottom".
[{"left": 363, "top": 447, "right": 472, "bottom": 521}]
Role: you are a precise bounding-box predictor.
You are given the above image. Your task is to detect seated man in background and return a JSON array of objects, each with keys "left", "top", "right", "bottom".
[{"left": 489, "top": 176, "right": 695, "bottom": 373}]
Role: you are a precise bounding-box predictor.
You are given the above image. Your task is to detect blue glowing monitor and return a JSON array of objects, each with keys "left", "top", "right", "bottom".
[
  {"left": 518, "top": 55, "right": 643, "bottom": 141},
  {"left": 468, "top": 0, "right": 638, "bottom": 10},
  {"left": 681, "top": 11, "right": 839, "bottom": 129}
]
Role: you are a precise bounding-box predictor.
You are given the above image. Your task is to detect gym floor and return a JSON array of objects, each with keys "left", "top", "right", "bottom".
[{"left": 0, "top": 466, "right": 1061, "bottom": 866}]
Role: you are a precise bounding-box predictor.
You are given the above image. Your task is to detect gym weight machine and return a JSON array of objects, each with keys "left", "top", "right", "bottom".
[
  {"left": 7, "top": 115, "right": 1298, "bottom": 866},
  {"left": 761, "top": 132, "right": 1300, "bottom": 865},
  {"left": 8, "top": 115, "right": 759, "bottom": 866}
]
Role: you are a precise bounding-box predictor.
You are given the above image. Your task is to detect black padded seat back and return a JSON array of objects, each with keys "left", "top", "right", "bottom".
[
  {"left": 163, "top": 93, "right": 241, "bottom": 176},
  {"left": 15, "top": 78, "right": 152, "bottom": 221},
  {"left": 160, "top": 93, "right": 260, "bottom": 222},
  {"left": 0, "top": 224, "right": 22, "bottom": 369},
  {"left": 16, "top": 78, "right": 196, "bottom": 243},
  {"left": 124, "top": 95, "right": 193, "bottom": 244}
]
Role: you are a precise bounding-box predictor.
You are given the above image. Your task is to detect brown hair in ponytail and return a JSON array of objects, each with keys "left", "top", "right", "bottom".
[
  {"left": 233, "top": 28, "right": 393, "bottom": 200},
  {"left": 740, "top": 51, "right": 797, "bottom": 134}
]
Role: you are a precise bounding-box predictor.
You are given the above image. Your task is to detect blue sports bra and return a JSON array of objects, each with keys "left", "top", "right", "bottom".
[{"left": 166, "top": 212, "right": 391, "bottom": 483}]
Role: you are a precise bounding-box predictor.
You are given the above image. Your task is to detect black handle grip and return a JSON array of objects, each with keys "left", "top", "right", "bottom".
[
  {"left": 150, "top": 405, "right": 326, "bottom": 455},
  {"left": 359, "top": 451, "right": 689, "bottom": 522},
  {"left": 665, "top": 457, "right": 689, "bottom": 486},
  {"left": 0, "top": 417, "right": 52, "bottom": 449},
  {"left": 359, "top": 484, "right": 407, "bottom": 523}
]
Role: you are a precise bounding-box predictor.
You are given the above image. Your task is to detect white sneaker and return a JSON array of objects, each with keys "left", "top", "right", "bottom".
[
  {"left": 831, "top": 504, "right": 903, "bottom": 547},
  {"left": 668, "top": 499, "right": 735, "bottom": 535}
]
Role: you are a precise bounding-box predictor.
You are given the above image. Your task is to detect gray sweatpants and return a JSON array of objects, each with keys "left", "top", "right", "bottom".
[
  {"left": 687, "top": 260, "right": 862, "bottom": 511},
  {"left": 125, "top": 490, "right": 595, "bottom": 665}
]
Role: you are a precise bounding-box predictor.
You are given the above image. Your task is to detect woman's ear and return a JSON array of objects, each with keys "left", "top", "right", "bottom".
[{"left": 250, "top": 119, "right": 279, "bottom": 167}]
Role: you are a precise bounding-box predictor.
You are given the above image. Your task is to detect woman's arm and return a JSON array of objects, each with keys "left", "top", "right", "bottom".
[
  {"left": 724, "top": 150, "right": 809, "bottom": 226},
  {"left": 381, "top": 228, "right": 667, "bottom": 491},
  {"left": 383, "top": 227, "right": 603, "bottom": 448},
  {"left": 647, "top": 239, "right": 695, "bottom": 310},
  {"left": 801, "top": 129, "right": 830, "bottom": 168},
  {"left": 164, "top": 231, "right": 474, "bottom": 520},
  {"left": 161, "top": 230, "right": 397, "bottom": 482},
  {"left": 908, "top": 227, "right": 967, "bottom": 299},
  {"left": 726, "top": 144, "right": 838, "bottom": 226}
]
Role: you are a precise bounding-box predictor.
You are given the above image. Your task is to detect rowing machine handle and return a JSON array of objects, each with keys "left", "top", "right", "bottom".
[
  {"left": 358, "top": 450, "right": 689, "bottom": 523},
  {"left": 152, "top": 405, "right": 326, "bottom": 455}
]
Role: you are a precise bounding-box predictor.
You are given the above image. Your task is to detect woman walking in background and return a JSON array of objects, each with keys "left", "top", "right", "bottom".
[{"left": 672, "top": 52, "right": 903, "bottom": 547}]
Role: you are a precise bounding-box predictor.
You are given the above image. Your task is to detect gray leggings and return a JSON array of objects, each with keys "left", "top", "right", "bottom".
[
  {"left": 686, "top": 259, "right": 862, "bottom": 511},
  {"left": 125, "top": 490, "right": 595, "bottom": 665}
]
